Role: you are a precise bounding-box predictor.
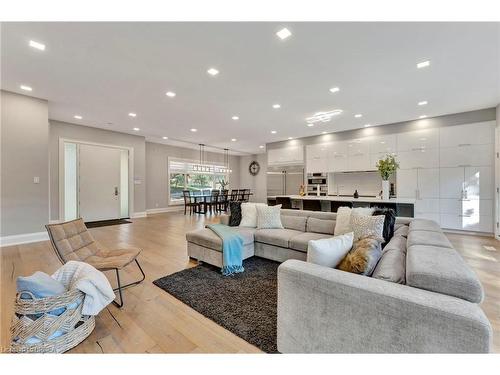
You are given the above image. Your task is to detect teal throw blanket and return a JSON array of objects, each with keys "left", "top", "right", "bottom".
[{"left": 206, "top": 224, "right": 245, "bottom": 276}]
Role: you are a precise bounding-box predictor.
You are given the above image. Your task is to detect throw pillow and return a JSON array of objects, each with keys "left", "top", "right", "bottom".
[
  {"left": 256, "top": 204, "right": 283, "bottom": 229},
  {"left": 307, "top": 232, "right": 354, "bottom": 268},
  {"left": 350, "top": 213, "right": 385, "bottom": 242},
  {"left": 372, "top": 208, "right": 396, "bottom": 244},
  {"left": 334, "top": 206, "right": 352, "bottom": 235},
  {"left": 239, "top": 202, "right": 266, "bottom": 228},
  {"left": 337, "top": 236, "right": 383, "bottom": 276},
  {"left": 228, "top": 201, "right": 242, "bottom": 226}
]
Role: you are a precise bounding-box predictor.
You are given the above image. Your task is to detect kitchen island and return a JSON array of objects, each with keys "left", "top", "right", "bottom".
[{"left": 267, "top": 195, "right": 415, "bottom": 217}]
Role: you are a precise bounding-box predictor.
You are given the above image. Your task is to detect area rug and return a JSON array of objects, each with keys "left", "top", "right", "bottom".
[
  {"left": 85, "top": 218, "right": 132, "bottom": 228},
  {"left": 153, "top": 257, "right": 279, "bottom": 353}
]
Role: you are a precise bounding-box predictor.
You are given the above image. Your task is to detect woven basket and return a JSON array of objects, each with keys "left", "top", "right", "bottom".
[{"left": 10, "top": 289, "right": 95, "bottom": 353}]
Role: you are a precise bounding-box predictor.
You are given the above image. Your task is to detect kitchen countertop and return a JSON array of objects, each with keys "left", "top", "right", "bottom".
[{"left": 267, "top": 195, "right": 416, "bottom": 204}]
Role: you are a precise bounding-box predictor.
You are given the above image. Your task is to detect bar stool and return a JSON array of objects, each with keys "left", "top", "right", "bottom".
[{"left": 303, "top": 199, "right": 322, "bottom": 211}]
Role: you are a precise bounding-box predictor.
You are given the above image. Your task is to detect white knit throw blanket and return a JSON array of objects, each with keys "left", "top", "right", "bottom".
[{"left": 52, "top": 261, "right": 115, "bottom": 315}]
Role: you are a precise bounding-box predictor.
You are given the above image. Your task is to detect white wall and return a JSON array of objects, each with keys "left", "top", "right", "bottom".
[
  {"left": 1, "top": 91, "right": 49, "bottom": 237},
  {"left": 239, "top": 154, "right": 267, "bottom": 203}
]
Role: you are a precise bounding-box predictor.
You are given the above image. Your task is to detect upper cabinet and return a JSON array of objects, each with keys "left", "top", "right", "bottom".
[
  {"left": 327, "top": 141, "right": 348, "bottom": 172},
  {"left": 439, "top": 121, "right": 495, "bottom": 148},
  {"left": 306, "top": 143, "right": 329, "bottom": 173},
  {"left": 347, "top": 138, "right": 372, "bottom": 171},
  {"left": 268, "top": 145, "right": 304, "bottom": 166},
  {"left": 369, "top": 134, "right": 397, "bottom": 154},
  {"left": 397, "top": 128, "right": 439, "bottom": 152}
]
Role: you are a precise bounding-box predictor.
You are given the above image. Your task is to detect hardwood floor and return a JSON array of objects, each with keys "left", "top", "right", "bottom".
[{"left": 1, "top": 212, "right": 499, "bottom": 353}]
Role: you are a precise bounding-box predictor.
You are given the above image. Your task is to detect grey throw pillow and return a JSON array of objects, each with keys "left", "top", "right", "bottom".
[{"left": 256, "top": 204, "right": 283, "bottom": 229}]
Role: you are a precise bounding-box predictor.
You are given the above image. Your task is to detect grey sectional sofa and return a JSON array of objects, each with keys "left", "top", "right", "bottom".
[{"left": 185, "top": 209, "right": 492, "bottom": 353}]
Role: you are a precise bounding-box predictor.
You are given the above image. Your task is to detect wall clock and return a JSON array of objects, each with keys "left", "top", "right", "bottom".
[{"left": 249, "top": 161, "right": 260, "bottom": 176}]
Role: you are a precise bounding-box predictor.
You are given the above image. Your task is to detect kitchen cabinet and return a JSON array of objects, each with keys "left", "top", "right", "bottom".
[
  {"left": 439, "top": 143, "right": 493, "bottom": 168},
  {"left": 397, "top": 128, "right": 439, "bottom": 152},
  {"left": 347, "top": 139, "right": 371, "bottom": 171},
  {"left": 440, "top": 199, "right": 493, "bottom": 232},
  {"left": 369, "top": 134, "right": 397, "bottom": 154},
  {"left": 439, "top": 121, "right": 495, "bottom": 148},
  {"left": 306, "top": 143, "right": 329, "bottom": 173},
  {"left": 268, "top": 145, "right": 304, "bottom": 166},
  {"left": 397, "top": 148, "right": 439, "bottom": 169},
  {"left": 327, "top": 141, "right": 348, "bottom": 172},
  {"left": 464, "top": 166, "right": 494, "bottom": 200},
  {"left": 396, "top": 169, "right": 418, "bottom": 198}
]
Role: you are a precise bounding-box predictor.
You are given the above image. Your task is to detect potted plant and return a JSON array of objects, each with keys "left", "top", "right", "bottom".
[
  {"left": 218, "top": 178, "right": 229, "bottom": 191},
  {"left": 376, "top": 154, "right": 399, "bottom": 200}
]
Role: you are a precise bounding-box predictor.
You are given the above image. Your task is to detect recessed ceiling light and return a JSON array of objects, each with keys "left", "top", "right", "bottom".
[
  {"left": 128, "top": 112, "right": 137, "bottom": 117},
  {"left": 259, "top": 145, "right": 265, "bottom": 149},
  {"left": 272, "top": 104, "right": 281, "bottom": 109},
  {"left": 419, "top": 115, "right": 427, "bottom": 119},
  {"left": 288, "top": 137, "right": 293, "bottom": 140},
  {"left": 166, "top": 91, "right": 176, "bottom": 97},
  {"left": 364, "top": 124, "right": 371, "bottom": 128},
  {"left": 321, "top": 131, "right": 327, "bottom": 135},
  {"left": 231, "top": 138, "right": 237, "bottom": 142},
  {"left": 29, "top": 40, "right": 45, "bottom": 51},
  {"left": 271, "top": 130, "right": 277, "bottom": 134},
  {"left": 133, "top": 127, "right": 140, "bottom": 131},
  {"left": 73, "top": 115, "right": 82, "bottom": 120},
  {"left": 20, "top": 85, "right": 32, "bottom": 91},
  {"left": 307, "top": 123, "right": 314, "bottom": 127},
  {"left": 354, "top": 114, "right": 363, "bottom": 118},
  {"left": 190, "top": 128, "right": 197, "bottom": 132},
  {"left": 207, "top": 68, "right": 219, "bottom": 76},
  {"left": 329, "top": 87, "right": 340, "bottom": 93},
  {"left": 417, "top": 60, "right": 430, "bottom": 69},
  {"left": 276, "top": 28, "right": 292, "bottom": 40},
  {"left": 232, "top": 116, "right": 239, "bottom": 120},
  {"left": 162, "top": 136, "right": 168, "bottom": 140},
  {"left": 418, "top": 101, "right": 428, "bottom": 106}
]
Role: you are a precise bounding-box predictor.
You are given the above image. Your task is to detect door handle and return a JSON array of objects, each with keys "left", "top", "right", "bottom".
[{"left": 114, "top": 187, "right": 119, "bottom": 196}]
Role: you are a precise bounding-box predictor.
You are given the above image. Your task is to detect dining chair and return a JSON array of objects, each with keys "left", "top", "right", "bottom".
[
  {"left": 238, "top": 188, "right": 250, "bottom": 202},
  {"left": 217, "top": 189, "right": 229, "bottom": 212},
  {"left": 45, "top": 218, "right": 145, "bottom": 308},
  {"left": 230, "top": 189, "right": 239, "bottom": 202},
  {"left": 205, "top": 190, "right": 220, "bottom": 214},
  {"left": 183, "top": 190, "right": 199, "bottom": 215}
]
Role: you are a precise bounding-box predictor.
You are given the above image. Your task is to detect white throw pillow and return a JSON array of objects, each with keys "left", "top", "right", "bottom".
[
  {"left": 256, "top": 204, "right": 283, "bottom": 229},
  {"left": 350, "top": 213, "right": 385, "bottom": 242},
  {"left": 306, "top": 232, "right": 354, "bottom": 268},
  {"left": 334, "top": 206, "right": 375, "bottom": 235},
  {"left": 239, "top": 202, "right": 266, "bottom": 228}
]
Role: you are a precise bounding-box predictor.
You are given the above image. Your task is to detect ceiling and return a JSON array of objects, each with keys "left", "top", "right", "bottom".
[{"left": 1, "top": 22, "right": 499, "bottom": 154}]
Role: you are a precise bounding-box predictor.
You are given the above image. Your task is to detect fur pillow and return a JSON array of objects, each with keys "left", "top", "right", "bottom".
[
  {"left": 228, "top": 202, "right": 242, "bottom": 226},
  {"left": 337, "top": 236, "right": 383, "bottom": 276}
]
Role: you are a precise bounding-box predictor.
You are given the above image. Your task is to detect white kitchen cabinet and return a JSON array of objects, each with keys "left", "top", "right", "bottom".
[
  {"left": 396, "top": 169, "right": 418, "bottom": 198},
  {"left": 369, "top": 134, "right": 397, "bottom": 154},
  {"left": 328, "top": 141, "right": 349, "bottom": 172},
  {"left": 439, "top": 143, "right": 493, "bottom": 168},
  {"left": 306, "top": 143, "right": 329, "bottom": 173},
  {"left": 440, "top": 199, "right": 493, "bottom": 232},
  {"left": 268, "top": 145, "right": 304, "bottom": 166},
  {"left": 439, "top": 167, "right": 464, "bottom": 199},
  {"left": 347, "top": 139, "right": 371, "bottom": 171},
  {"left": 439, "top": 121, "right": 495, "bottom": 148},
  {"left": 417, "top": 168, "right": 440, "bottom": 198},
  {"left": 397, "top": 148, "right": 439, "bottom": 169},
  {"left": 464, "top": 166, "right": 494, "bottom": 200},
  {"left": 397, "top": 128, "right": 439, "bottom": 152}
]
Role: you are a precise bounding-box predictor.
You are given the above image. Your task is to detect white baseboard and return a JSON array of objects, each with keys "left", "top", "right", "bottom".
[
  {"left": 0, "top": 231, "right": 49, "bottom": 247},
  {"left": 130, "top": 211, "right": 147, "bottom": 218},
  {"left": 146, "top": 206, "right": 184, "bottom": 214}
]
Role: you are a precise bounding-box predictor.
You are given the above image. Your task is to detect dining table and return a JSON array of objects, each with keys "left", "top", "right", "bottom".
[{"left": 191, "top": 193, "right": 253, "bottom": 214}]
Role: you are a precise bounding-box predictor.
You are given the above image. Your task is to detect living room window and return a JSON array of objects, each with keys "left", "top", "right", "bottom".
[{"left": 168, "top": 158, "right": 230, "bottom": 205}]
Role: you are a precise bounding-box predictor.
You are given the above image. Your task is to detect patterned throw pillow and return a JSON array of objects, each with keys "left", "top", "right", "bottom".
[
  {"left": 228, "top": 202, "right": 242, "bottom": 226},
  {"left": 256, "top": 204, "right": 283, "bottom": 229},
  {"left": 337, "top": 236, "right": 383, "bottom": 276},
  {"left": 239, "top": 203, "right": 267, "bottom": 228},
  {"left": 350, "top": 213, "right": 385, "bottom": 242}
]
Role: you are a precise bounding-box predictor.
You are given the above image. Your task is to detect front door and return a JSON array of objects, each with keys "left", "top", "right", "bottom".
[{"left": 79, "top": 144, "right": 122, "bottom": 222}]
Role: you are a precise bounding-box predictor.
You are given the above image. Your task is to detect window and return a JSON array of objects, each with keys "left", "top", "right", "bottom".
[{"left": 168, "top": 158, "right": 230, "bottom": 205}]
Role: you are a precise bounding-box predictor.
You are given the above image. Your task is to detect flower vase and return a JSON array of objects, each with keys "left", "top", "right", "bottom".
[{"left": 382, "top": 180, "right": 390, "bottom": 200}]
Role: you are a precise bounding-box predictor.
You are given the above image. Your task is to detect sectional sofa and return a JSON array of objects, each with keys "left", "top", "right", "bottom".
[{"left": 185, "top": 208, "right": 492, "bottom": 353}]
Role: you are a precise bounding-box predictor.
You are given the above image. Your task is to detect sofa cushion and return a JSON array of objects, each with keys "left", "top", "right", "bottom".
[
  {"left": 407, "top": 230, "right": 453, "bottom": 249},
  {"left": 281, "top": 215, "right": 307, "bottom": 232},
  {"left": 409, "top": 219, "right": 442, "bottom": 233},
  {"left": 186, "top": 227, "right": 255, "bottom": 251},
  {"left": 306, "top": 217, "right": 335, "bottom": 235},
  {"left": 254, "top": 228, "right": 303, "bottom": 248},
  {"left": 393, "top": 225, "right": 409, "bottom": 238},
  {"left": 372, "top": 235, "right": 407, "bottom": 284},
  {"left": 289, "top": 232, "right": 333, "bottom": 252},
  {"left": 406, "top": 244, "right": 484, "bottom": 303}
]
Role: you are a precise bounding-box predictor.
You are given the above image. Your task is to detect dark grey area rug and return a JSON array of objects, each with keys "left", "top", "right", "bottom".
[{"left": 153, "top": 257, "right": 279, "bottom": 353}]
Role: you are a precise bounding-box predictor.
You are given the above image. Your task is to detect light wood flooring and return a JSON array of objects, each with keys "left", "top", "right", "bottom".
[{"left": 1, "top": 212, "right": 499, "bottom": 353}]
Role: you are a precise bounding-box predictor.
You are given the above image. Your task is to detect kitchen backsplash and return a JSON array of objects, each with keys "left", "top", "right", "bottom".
[{"left": 328, "top": 171, "right": 396, "bottom": 196}]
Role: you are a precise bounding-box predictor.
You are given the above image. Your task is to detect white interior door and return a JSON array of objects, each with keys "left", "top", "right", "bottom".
[{"left": 79, "top": 144, "right": 122, "bottom": 222}]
